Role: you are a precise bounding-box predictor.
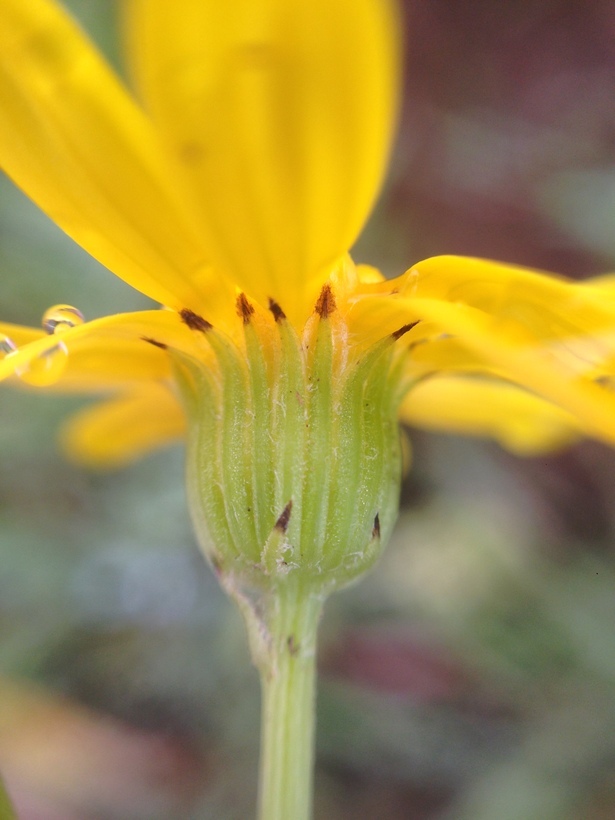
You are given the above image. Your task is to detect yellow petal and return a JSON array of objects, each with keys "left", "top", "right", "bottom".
[
  {"left": 404, "top": 334, "right": 507, "bottom": 380},
  {"left": 349, "top": 253, "right": 615, "bottom": 446},
  {"left": 395, "top": 256, "right": 615, "bottom": 343},
  {"left": 400, "top": 376, "right": 583, "bottom": 455},
  {"left": 61, "top": 386, "right": 185, "bottom": 468},
  {"left": 126, "top": 0, "right": 401, "bottom": 319},
  {"left": 0, "top": 0, "right": 234, "bottom": 313},
  {"left": 12, "top": 339, "right": 172, "bottom": 396},
  {"left": 400, "top": 296, "right": 615, "bottom": 446},
  {"left": 584, "top": 273, "right": 615, "bottom": 292},
  {"left": 350, "top": 257, "right": 615, "bottom": 384},
  {"left": 0, "top": 322, "right": 43, "bottom": 345},
  {"left": 0, "top": 310, "right": 203, "bottom": 388},
  {"left": 61, "top": 336, "right": 171, "bottom": 392}
]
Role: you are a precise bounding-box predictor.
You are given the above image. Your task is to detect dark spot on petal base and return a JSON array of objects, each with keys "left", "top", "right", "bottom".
[
  {"left": 180, "top": 308, "right": 212, "bottom": 332},
  {"left": 141, "top": 336, "right": 168, "bottom": 350},
  {"left": 236, "top": 293, "right": 255, "bottom": 323},
  {"left": 268, "top": 298, "right": 286, "bottom": 322},
  {"left": 392, "top": 321, "right": 419, "bottom": 340},
  {"left": 315, "top": 284, "right": 336, "bottom": 318}
]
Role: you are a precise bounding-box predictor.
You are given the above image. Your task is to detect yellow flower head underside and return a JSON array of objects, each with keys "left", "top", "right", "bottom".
[{"left": 1, "top": 0, "right": 615, "bottom": 466}]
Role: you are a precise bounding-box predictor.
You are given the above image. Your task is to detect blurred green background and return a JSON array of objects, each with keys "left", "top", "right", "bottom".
[{"left": 2, "top": 1, "right": 615, "bottom": 818}]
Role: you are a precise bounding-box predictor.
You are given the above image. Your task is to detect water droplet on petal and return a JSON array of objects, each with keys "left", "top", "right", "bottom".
[
  {"left": 0, "top": 334, "right": 17, "bottom": 358},
  {"left": 14, "top": 341, "right": 68, "bottom": 387},
  {"left": 42, "top": 304, "right": 84, "bottom": 335}
]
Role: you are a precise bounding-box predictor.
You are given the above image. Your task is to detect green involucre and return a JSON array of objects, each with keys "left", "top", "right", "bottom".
[{"left": 175, "top": 303, "right": 405, "bottom": 601}]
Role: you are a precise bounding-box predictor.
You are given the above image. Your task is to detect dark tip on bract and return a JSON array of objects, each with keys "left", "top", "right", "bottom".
[
  {"left": 392, "top": 320, "right": 419, "bottom": 341},
  {"left": 315, "top": 283, "right": 336, "bottom": 318},
  {"left": 180, "top": 308, "right": 212, "bottom": 332},
  {"left": 210, "top": 554, "right": 223, "bottom": 576},
  {"left": 275, "top": 500, "right": 293, "bottom": 533},
  {"left": 141, "top": 336, "right": 168, "bottom": 350},
  {"left": 372, "top": 512, "right": 381, "bottom": 539},
  {"left": 236, "top": 292, "right": 255, "bottom": 324},
  {"left": 268, "top": 297, "right": 286, "bottom": 322}
]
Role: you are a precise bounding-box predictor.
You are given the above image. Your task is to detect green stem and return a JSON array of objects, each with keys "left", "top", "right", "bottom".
[{"left": 256, "top": 584, "right": 324, "bottom": 820}]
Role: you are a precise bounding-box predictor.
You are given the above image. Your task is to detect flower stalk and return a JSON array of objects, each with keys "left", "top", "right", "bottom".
[{"left": 254, "top": 582, "right": 323, "bottom": 820}]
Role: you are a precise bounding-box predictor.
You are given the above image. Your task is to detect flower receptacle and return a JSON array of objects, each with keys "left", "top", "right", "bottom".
[{"left": 175, "top": 290, "right": 405, "bottom": 615}]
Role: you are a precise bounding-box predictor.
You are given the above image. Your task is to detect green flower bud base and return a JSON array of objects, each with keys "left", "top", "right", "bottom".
[{"left": 174, "top": 289, "right": 408, "bottom": 820}]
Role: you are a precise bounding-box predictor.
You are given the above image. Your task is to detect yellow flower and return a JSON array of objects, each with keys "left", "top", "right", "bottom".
[
  {"left": 1, "top": 0, "right": 615, "bottom": 478},
  {"left": 9, "top": 7, "right": 615, "bottom": 815}
]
